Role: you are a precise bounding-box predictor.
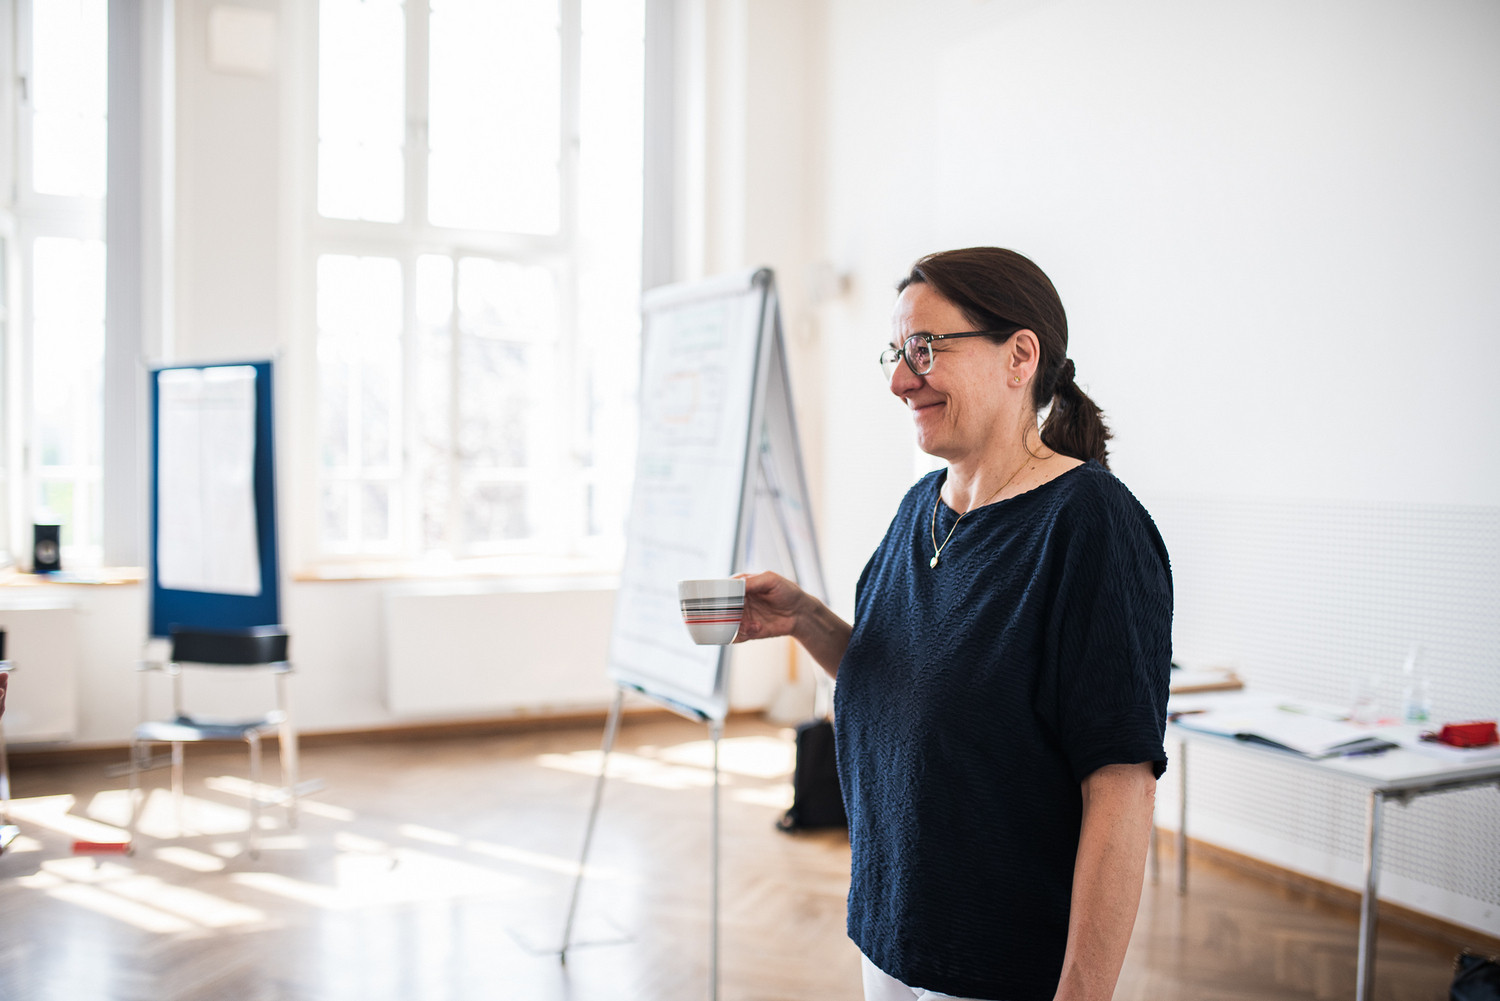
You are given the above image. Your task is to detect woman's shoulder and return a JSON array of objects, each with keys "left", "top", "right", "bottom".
[
  {"left": 1052, "top": 458, "right": 1137, "bottom": 503},
  {"left": 897, "top": 467, "right": 945, "bottom": 511},
  {"left": 1047, "top": 461, "right": 1161, "bottom": 535}
]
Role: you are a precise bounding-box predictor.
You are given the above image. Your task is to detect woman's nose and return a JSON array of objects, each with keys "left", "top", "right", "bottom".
[{"left": 889, "top": 359, "right": 923, "bottom": 396}]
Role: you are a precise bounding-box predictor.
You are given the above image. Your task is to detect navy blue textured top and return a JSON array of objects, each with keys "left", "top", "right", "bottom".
[{"left": 835, "top": 460, "right": 1172, "bottom": 1001}]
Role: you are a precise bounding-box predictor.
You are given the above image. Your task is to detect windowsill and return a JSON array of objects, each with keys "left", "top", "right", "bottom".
[
  {"left": 0, "top": 567, "right": 145, "bottom": 586},
  {"left": 292, "top": 553, "right": 623, "bottom": 585}
]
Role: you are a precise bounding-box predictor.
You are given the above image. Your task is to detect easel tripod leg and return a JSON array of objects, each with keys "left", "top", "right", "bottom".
[
  {"left": 710, "top": 717, "right": 722, "bottom": 1001},
  {"left": 561, "top": 687, "right": 625, "bottom": 964}
]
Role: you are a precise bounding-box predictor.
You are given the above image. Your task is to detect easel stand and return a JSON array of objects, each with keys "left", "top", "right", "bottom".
[{"left": 560, "top": 685, "right": 726, "bottom": 1001}]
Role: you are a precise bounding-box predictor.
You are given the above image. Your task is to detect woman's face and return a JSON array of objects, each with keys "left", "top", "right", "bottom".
[{"left": 889, "top": 282, "right": 1018, "bottom": 462}]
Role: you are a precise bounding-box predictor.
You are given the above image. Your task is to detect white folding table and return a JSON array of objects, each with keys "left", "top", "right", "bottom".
[{"left": 1159, "top": 691, "right": 1500, "bottom": 1001}]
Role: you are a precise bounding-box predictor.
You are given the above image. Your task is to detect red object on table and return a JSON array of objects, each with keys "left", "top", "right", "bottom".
[{"left": 1434, "top": 721, "right": 1499, "bottom": 748}]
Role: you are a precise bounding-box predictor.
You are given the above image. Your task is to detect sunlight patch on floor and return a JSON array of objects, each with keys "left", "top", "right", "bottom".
[
  {"left": 6, "top": 794, "right": 129, "bottom": 844},
  {"left": 103, "top": 872, "right": 268, "bottom": 929},
  {"left": 536, "top": 734, "right": 795, "bottom": 790},
  {"left": 334, "top": 830, "right": 390, "bottom": 856},
  {"left": 284, "top": 798, "right": 356, "bottom": 822},
  {"left": 41, "top": 879, "right": 199, "bottom": 935},
  {"left": 537, "top": 750, "right": 721, "bottom": 789},
  {"left": 229, "top": 842, "right": 543, "bottom": 911},
  {"left": 397, "top": 823, "right": 462, "bottom": 847},
  {"left": 649, "top": 735, "right": 795, "bottom": 778},
  {"left": 202, "top": 774, "right": 298, "bottom": 808},
  {"left": 394, "top": 821, "right": 625, "bottom": 881},
  {"left": 731, "top": 783, "right": 794, "bottom": 810},
  {"left": 17, "top": 856, "right": 266, "bottom": 935},
  {"left": 464, "top": 837, "right": 624, "bottom": 881},
  {"left": 152, "top": 845, "right": 228, "bottom": 873},
  {"left": 129, "top": 787, "right": 255, "bottom": 839},
  {"left": 230, "top": 870, "right": 338, "bottom": 909},
  {"left": 84, "top": 788, "right": 135, "bottom": 828}
]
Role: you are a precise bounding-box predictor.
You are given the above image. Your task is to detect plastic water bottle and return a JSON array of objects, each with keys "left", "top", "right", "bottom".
[{"left": 1401, "top": 644, "right": 1432, "bottom": 725}]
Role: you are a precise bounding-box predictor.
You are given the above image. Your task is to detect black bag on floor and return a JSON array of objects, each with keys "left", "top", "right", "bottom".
[
  {"left": 777, "top": 717, "right": 846, "bottom": 832},
  {"left": 1452, "top": 952, "right": 1500, "bottom": 1001}
]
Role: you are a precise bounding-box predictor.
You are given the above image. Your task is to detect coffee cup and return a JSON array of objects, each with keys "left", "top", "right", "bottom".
[{"left": 678, "top": 578, "right": 746, "bottom": 645}]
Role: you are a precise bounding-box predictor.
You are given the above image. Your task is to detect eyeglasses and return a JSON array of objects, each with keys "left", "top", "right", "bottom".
[{"left": 879, "top": 327, "right": 1022, "bottom": 381}]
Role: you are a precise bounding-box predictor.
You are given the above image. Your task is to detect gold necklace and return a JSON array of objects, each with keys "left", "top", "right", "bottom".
[{"left": 928, "top": 458, "right": 1030, "bottom": 568}]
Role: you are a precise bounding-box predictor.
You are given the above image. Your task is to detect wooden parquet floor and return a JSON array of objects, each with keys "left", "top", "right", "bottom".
[{"left": 0, "top": 715, "right": 1471, "bottom": 1001}]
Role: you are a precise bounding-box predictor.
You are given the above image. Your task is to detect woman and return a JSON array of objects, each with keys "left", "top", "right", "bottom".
[{"left": 737, "top": 248, "right": 1171, "bottom": 1001}]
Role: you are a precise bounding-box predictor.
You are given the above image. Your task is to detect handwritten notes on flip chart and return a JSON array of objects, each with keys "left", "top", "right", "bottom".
[{"left": 607, "top": 272, "right": 775, "bottom": 718}]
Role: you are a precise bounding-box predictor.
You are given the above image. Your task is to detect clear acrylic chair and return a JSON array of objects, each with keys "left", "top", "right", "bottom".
[{"left": 126, "top": 626, "right": 298, "bottom": 858}]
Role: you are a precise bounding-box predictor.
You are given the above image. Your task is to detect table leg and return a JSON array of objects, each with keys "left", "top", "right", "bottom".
[
  {"left": 1176, "top": 738, "right": 1188, "bottom": 895},
  {"left": 1355, "top": 790, "right": 1384, "bottom": 1001}
]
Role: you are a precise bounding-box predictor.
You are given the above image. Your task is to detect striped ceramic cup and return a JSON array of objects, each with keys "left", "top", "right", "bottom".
[{"left": 678, "top": 578, "right": 746, "bottom": 645}]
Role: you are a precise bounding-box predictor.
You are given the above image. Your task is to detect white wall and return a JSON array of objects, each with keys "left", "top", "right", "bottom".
[{"left": 173, "top": 0, "right": 285, "bottom": 364}]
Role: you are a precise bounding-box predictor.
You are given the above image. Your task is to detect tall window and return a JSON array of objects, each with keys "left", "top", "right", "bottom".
[
  {"left": 314, "top": 0, "right": 644, "bottom": 565},
  {"left": 4, "top": 0, "right": 109, "bottom": 566}
]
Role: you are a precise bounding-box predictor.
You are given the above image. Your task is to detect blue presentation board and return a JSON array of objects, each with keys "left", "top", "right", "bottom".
[{"left": 149, "top": 360, "right": 280, "bottom": 638}]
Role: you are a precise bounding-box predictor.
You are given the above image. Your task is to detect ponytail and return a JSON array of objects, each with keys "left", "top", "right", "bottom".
[{"left": 1038, "top": 357, "right": 1112, "bottom": 470}]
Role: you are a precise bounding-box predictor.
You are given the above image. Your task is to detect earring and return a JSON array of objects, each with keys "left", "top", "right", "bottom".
[{"left": 1012, "top": 376, "right": 1021, "bottom": 384}]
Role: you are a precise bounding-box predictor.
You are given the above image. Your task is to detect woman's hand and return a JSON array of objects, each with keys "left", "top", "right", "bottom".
[
  {"left": 734, "top": 571, "right": 807, "bottom": 643},
  {"left": 733, "top": 571, "right": 852, "bottom": 679}
]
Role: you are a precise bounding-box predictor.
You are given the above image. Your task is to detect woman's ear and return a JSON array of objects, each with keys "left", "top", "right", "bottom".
[{"left": 1008, "top": 329, "right": 1041, "bottom": 385}]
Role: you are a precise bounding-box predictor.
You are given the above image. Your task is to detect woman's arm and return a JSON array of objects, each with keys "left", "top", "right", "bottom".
[
  {"left": 734, "top": 571, "right": 852, "bottom": 679},
  {"left": 1053, "top": 761, "right": 1157, "bottom": 1001}
]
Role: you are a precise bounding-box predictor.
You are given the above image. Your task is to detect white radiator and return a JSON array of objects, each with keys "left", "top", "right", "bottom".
[
  {"left": 383, "top": 579, "right": 619, "bottom": 718},
  {"left": 0, "top": 600, "right": 80, "bottom": 743}
]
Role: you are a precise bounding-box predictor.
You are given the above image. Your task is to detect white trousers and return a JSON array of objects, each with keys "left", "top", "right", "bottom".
[{"left": 860, "top": 953, "right": 999, "bottom": 1001}]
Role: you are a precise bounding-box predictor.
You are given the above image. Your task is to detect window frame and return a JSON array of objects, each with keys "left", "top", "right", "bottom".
[
  {"left": 4, "top": 0, "right": 110, "bottom": 568},
  {"left": 302, "top": 0, "right": 640, "bottom": 573}
]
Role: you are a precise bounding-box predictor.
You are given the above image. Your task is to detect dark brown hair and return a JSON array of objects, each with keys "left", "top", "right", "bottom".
[{"left": 897, "top": 247, "right": 1112, "bottom": 469}]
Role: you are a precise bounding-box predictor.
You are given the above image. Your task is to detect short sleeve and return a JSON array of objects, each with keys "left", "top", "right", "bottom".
[{"left": 1036, "top": 481, "right": 1173, "bottom": 783}]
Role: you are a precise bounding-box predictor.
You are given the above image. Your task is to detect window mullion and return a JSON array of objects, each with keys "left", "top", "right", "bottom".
[
  {"left": 407, "top": 2, "right": 428, "bottom": 558},
  {"left": 445, "top": 254, "right": 461, "bottom": 556},
  {"left": 348, "top": 342, "right": 364, "bottom": 548},
  {"left": 407, "top": 0, "right": 429, "bottom": 229},
  {"left": 559, "top": 0, "right": 582, "bottom": 247},
  {"left": 14, "top": 0, "right": 35, "bottom": 207},
  {"left": 553, "top": 0, "right": 583, "bottom": 554},
  {"left": 402, "top": 250, "right": 420, "bottom": 559}
]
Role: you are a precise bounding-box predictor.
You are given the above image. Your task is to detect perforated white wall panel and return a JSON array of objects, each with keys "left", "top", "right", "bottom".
[{"left": 1143, "top": 495, "right": 1500, "bottom": 936}]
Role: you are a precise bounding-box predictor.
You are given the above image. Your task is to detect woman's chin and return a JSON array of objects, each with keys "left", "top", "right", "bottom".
[{"left": 913, "top": 430, "right": 953, "bottom": 460}]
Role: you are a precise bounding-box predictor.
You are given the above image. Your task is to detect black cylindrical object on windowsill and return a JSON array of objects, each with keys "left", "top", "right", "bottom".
[{"left": 32, "top": 524, "right": 61, "bottom": 573}]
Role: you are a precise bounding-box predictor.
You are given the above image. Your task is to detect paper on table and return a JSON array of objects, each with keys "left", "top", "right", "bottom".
[
  {"left": 156, "top": 366, "right": 262, "bottom": 596},
  {"left": 1174, "top": 705, "right": 1395, "bottom": 758}
]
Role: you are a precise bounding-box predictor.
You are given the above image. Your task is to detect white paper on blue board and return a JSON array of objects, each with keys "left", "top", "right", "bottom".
[{"left": 156, "top": 366, "right": 262, "bottom": 596}]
